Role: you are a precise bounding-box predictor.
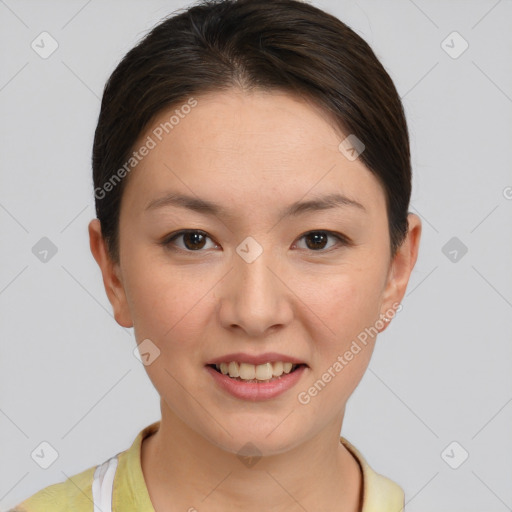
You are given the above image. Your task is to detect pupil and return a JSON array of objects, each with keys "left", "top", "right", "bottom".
[
  {"left": 306, "top": 232, "right": 327, "bottom": 250},
  {"left": 184, "top": 232, "right": 206, "bottom": 250}
]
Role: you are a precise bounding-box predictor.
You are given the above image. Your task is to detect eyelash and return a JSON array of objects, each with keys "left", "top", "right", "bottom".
[{"left": 161, "top": 229, "right": 351, "bottom": 254}]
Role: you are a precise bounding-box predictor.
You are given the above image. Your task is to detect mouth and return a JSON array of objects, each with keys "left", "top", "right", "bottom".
[{"left": 206, "top": 361, "right": 307, "bottom": 384}]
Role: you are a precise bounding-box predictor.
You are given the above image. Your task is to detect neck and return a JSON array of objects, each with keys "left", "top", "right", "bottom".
[{"left": 141, "top": 402, "right": 362, "bottom": 512}]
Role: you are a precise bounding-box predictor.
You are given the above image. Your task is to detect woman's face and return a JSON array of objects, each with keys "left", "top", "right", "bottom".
[{"left": 90, "top": 89, "right": 420, "bottom": 455}]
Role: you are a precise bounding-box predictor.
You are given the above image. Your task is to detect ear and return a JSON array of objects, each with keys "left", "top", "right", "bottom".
[
  {"left": 378, "top": 213, "right": 422, "bottom": 332},
  {"left": 88, "top": 219, "right": 133, "bottom": 328}
]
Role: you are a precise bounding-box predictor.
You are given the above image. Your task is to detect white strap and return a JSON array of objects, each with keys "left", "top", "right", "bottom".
[{"left": 92, "top": 455, "right": 118, "bottom": 512}]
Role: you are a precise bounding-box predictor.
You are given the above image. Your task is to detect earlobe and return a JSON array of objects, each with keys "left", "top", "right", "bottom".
[
  {"left": 88, "top": 219, "right": 134, "bottom": 328},
  {"left": 378, "top": 213, "right": 422, "bottom": 331}
]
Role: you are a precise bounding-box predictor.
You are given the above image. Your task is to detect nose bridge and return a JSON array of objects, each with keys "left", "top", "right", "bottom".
[
  {"left": 239, "top": 246, "right": 275, "bottom": 299},
  {"left": 221, "top": 237, "right": 291, "bottom": 335}
]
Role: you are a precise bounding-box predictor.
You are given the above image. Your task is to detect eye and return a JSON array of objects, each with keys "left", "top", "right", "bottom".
[
  {"left": 161, "top": 229, "right": 351, "bottom": 254},
  {"left": 162, "top": 230, "right": 218, "bottom": 252},
  {"left": 294, "top": 230, "right": 350, "bottom": 252}
]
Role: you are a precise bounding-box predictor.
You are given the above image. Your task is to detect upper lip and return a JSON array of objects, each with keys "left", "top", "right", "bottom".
[{"left": 206, "top": 352, "right": 307, "bottom": 366}]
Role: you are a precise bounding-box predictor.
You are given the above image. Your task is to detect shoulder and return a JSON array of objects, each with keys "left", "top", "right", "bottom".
[
  {"left": 362, "top": 469, "right": 405, "bottom": 512},
  {"left": 9, "top": 464, "right": 96, "bottom": 512},
  {"left": 10, "top": 421, "right": 160, "bottom": 512},
  {"left": 340, "top": 436, "right": 405, "bottom": 512}
]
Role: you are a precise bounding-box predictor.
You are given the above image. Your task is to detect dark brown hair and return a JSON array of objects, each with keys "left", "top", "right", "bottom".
[{"left": 92, "top": 0, "right": 411, "bottom": 264}]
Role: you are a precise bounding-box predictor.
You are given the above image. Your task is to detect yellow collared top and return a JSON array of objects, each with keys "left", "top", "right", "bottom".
[{"left": 11, "top": 421, "right": 404, "bottom": 512}]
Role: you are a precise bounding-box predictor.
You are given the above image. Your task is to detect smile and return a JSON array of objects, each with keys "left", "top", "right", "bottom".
[
  {"left": 212, "top": 361, "right": 301, "bottom": 382},
  {"left": 205, "top": 361, "right": 307, "bottom": 401}
]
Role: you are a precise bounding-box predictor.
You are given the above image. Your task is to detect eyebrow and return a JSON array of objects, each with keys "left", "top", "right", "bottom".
[{"left": 144, "top": 191, "right": 366, "bottom": 218}]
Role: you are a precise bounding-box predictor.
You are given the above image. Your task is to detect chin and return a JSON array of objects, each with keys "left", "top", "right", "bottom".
[{"left": 203, "top": 417, "right": 306, "bottom": 458}]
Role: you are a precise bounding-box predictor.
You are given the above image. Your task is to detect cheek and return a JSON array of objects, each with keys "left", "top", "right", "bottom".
[
  {"left": 124, "top": 259, "right": 213, "bottom": 396},
  {"left": 300, "top": 278, "right": 380, "bottom": 414},
  {"left": 305, "top": 259, "right": 386, "bottom": 385},
  {"left": 315, "top": 266, "right": 383, "bottom": 336},
  {"left": 122, "top": 252, "right": 210, "bottom": 347}
]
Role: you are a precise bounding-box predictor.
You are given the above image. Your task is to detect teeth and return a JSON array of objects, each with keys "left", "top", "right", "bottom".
[
  {"left": 214, "top": 361, "right": 299, "bottom": 382},
  {"left": 228, "top": 361, "right": 239, "bottom": 377},
  {"left": 239, "top": 362, "right": 255, "bottom": 380},
  {"left": 255, "top": 362, "right": 273, "bottom": 380},
  {"left": 272, "top": 361, "right": 283, "bottom": 376}
]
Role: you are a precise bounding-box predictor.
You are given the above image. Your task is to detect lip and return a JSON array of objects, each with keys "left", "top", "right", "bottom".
[
  {"left": 205, "top": 364, "right": 307, "bottom": 401},
  {"left": 205, "top": 352, "right": 307, "bottom": 366}
]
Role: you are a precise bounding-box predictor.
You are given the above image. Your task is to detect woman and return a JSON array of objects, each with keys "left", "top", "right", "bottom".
[{"left": 12, "top": 0, "right": 421, "bottom": 510}]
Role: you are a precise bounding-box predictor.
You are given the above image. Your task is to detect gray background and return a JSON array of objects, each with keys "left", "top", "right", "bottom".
[{"left": 1, "top": 0, "right": 511, "bottom": 510}]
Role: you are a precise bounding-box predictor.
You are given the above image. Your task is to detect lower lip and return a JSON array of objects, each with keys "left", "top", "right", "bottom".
[{"left": 205, "top": 365, "right": 307, "bottom": 401}]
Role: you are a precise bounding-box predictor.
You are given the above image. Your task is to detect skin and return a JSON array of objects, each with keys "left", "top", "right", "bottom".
[{"left": 89, "top": 88, "right": 421, "bottom": 512}]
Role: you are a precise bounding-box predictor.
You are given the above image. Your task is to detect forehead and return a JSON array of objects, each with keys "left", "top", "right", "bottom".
[
  {"left": 145, "top": 89, "right": 345, "bottom": 158},
  {"left": 121, "top": 89, "right": 385, "bottom": 217}
]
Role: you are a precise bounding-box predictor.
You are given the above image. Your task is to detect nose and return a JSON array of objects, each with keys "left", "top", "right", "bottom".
[{"left": 217, "top": 248, "right": 294, "bottom": 338}]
